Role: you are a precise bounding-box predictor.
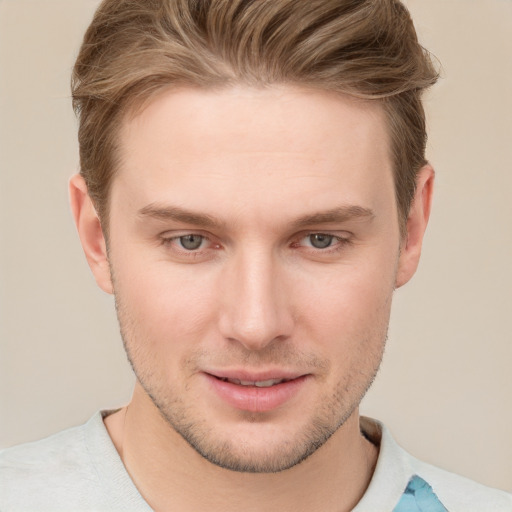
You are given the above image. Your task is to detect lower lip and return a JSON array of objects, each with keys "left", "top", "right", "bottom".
[{"left": 205, "top": 374, "right": 309, "bottom": 413}]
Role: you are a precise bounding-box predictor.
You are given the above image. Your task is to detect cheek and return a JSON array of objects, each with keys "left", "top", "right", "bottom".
[
  {"left": 293, "top": 259, "right": 395, "bottom": 349},
  {"left": 113, "top": 257, "right": 219, "bottom": 353}
]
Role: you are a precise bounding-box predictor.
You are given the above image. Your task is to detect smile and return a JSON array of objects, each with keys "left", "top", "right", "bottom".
[
  {"left": 218, "top": 377, "right": 290, "bottom": 387},
  {"left": 204, "top": 372, "right": 310, "bottom": 412}
]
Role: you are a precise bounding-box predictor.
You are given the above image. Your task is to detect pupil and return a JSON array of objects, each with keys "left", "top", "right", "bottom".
[
  {"left": 180, "top": 235, "right": 203, "bottom": 250},
  {"left": 310, "top": 234, "right": 333, "bottom": 249}
]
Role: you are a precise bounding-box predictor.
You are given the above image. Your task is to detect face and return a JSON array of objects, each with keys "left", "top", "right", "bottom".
[{"left": 105, "top": 86, "right": 403, "bottom": 472}]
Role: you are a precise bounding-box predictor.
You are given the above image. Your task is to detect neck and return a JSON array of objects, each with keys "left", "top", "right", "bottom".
[{"left": 105, "top": 385, "right": 378, "bottom": 512}]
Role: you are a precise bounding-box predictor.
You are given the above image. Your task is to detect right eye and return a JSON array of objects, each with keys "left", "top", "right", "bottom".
[
  {"left": 176, "top": 234, "right": 206, "bottom": 251},
  {"left": 160, "top": 232, "right": 222, "bottom": 262},
  {"left": 305, "top": 233, "right": 336, "bottom": 249}
]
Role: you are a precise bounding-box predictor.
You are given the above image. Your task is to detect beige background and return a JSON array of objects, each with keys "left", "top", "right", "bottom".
[{"left": 0, "top": 0, "right": 511, "bottom": 492}]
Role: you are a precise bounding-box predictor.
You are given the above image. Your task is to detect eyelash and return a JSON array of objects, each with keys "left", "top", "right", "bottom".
[
  {"left": 160, "top": 232, "right": 352, "bottom": 257},
  {"left": 292, "top": 233, "right": 352, "bottom": 253},
  {"left": 161, "top": 233, "right": 217, "bottom": 257}
]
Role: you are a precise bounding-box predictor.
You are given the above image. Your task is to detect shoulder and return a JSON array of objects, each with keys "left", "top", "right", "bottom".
[
  {"left": 0, "top": 411, "right": 150, "bottom": 511},
  {"left": 409, "top": 454, "right": 512, "bottom": 512},
  {"left": 360, "top": 417, "right": 512, "bottom": 512},
  {"left": 0, "top": 413, "right": 111, "bottom": 511},
  {"left": 1, "top": 418, "right": 89, "bottom": 469}
]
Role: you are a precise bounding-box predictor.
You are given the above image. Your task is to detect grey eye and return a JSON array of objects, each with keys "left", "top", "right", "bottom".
[
  {"left": 179, "top": 235, "right": 204, "bottom": 250},
  {"left": 309, "top": 234, "right": 334, "bottom": 249}
]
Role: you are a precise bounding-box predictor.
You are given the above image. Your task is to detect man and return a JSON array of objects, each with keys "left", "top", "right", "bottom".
[{"left": 0, "top": 0, "right": 510, "bottom": 510}]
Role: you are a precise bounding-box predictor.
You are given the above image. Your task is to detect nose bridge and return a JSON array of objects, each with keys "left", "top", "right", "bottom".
[{"left": 218, "top": 244, "right": 292, "bottom": 350}]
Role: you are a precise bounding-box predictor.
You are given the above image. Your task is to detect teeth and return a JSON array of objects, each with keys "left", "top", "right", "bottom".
[
  {"left": 224, "top": 378, "right": 285, "bottom": 387},
  {"left": 254, "top": 379, "right": 283, "bottom": 387}
]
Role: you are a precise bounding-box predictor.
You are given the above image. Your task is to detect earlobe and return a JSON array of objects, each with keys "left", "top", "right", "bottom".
[
  {"left": 395, "top": 165, "right": 435, "bottom": 288},
  {"left": 69, "top": 174, "right": 113, "bottom": 294}
]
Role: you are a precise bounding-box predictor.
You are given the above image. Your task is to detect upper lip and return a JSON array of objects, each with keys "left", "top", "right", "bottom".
[{"left": 204, "top": 369, "right": 308, "bottom": 382}]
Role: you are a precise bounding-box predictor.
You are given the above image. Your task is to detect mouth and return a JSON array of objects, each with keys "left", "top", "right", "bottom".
[
  {"left": 204, "top": 371, "right": 310, "bottom": 412},
  {"left": 216, "top": 377, "right": 292, "bottom": 388}
]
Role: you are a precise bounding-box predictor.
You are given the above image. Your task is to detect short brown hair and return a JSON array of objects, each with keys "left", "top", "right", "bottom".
[{"left": 72, "top": 0, "right": 438, "bottom": 235}]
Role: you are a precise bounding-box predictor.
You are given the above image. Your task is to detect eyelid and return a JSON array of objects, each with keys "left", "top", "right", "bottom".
[
  {"left": 158, "top": 230, "right": 353, "bottom": 258},
  {"left": 292, "top": 231, "right": 353, "bottom": 252},
  {"left": 294, "top": 230, "right": 352, "bottom": 242},
  {"left": 161, "top": 232, "right": 209, "bottom": 244},
  {"left": 159, "top": 231, "right": 222, "bottom": 259}
]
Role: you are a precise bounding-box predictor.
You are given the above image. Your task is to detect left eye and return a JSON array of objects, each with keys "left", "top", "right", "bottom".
[
  {"left": 177, "top": 234, "right": 206, "bottom": 250},
  {"left": 304, "top": 233, "right": 336, "bottom": 249}
]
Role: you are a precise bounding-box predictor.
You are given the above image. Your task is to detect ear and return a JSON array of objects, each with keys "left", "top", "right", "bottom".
[
  {"left": 395, "top": 165, "right": 435, "bottom": 288},
  {"left": 69, "top": 174, "right": 113, "bottom": 294}
]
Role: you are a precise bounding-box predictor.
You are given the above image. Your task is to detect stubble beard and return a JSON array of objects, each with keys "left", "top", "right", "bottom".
[{"left": 114, "top": 295, "right": 386, "bottom": 474}]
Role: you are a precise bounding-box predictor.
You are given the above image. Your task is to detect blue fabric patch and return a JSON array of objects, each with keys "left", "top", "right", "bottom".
[{"left": 392, "top": 475, "right": 449, "bottom": 512}]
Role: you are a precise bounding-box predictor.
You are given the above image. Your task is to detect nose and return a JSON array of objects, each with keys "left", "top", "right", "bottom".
[{"left": 217, "top": 247, "right": 294, "bottom": 351}]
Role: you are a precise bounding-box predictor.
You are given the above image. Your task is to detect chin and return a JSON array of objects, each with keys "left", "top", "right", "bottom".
[{"left": 142, "top": 382, "right": 360, "bottom": 474}]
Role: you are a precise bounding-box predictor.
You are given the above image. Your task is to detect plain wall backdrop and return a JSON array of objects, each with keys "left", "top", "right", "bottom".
[{"left": 0, "top": 0, "right": 511, "bottom": 492}]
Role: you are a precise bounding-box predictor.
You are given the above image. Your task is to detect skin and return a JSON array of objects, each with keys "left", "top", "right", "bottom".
[{"left": 70, "top": 85, "right": 433, "bottom": 512}]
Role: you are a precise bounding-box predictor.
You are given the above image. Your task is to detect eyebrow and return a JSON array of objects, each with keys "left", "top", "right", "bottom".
[
  {"left": 290, "top": 206, "right": 375, "bottom": 229},
  {"left": 137, "top": 203, "right": 374, "bottom": 229},
  {"left": 138, "top": 204, "right": 226, "bottom": 229}
]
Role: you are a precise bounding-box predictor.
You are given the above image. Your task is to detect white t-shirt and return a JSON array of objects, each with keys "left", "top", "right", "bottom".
[{"left": 0, "top": 412, "right": 510, "bottom": 511}]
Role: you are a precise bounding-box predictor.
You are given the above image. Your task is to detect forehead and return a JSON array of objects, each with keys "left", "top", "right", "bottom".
[{"left": 114, "top": 85, "right": 394, "bottom": 224}]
